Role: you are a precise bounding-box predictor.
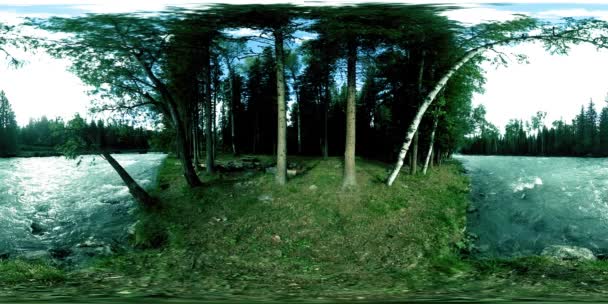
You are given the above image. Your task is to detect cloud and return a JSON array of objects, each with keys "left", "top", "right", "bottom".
[
  {"left": 0, "top": 49, "right": 90, "bottom": 126},
  {"left": 442, "top": 7, "right": 525, "bottom": 24},
  {"left": 473, "top": 42, "right": 608, "bottom": 132},
  {"left": 537, "top": 8, "right": 608, "bottom": 21}
]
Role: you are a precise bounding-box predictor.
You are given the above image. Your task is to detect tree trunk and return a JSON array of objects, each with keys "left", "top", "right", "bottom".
[
  {"left": 102, "top": 152, "right": 155, "bottom": 207},
  {"left": 203, "top": 41, "right": 214, "bottom": 174},
  {"left": 323, "top": 76, "right": 330, "bottom": 160},
  {"left": 274, "top": 29, "right": 287, "bottom": 185},
  {"left": 193, "top": 100, "right": 199, "bottom": 166},
  {"left": 291, "top": 71, "right": 302, "bottom": 155},
  {"left": 410, "top": 131, "right": 418, "bottom": 175},
  {"left": 212, "top": 56, "right": 220, "bottom": 160},
  {"left": 133, "top": 50, "right": 202, "bottom": 188},
  {"left": 386, "top": 47, "right": 485, "bottom": 186},
  {"left": 384, "top": 32, "right": 584, "bottom": 185},
  {"left": 297, "top": 103, "right": 302, "bottom": 154},
  {"left": 343, "top": 39, "right": 357, "bottom": 188},
  {"left": 410, "top": 50, "right": 425, "bottom": 176},
  {"left": 422, "top": 117, "right": 438, "bottom": 175},
  {"left": 231, "top": 81, "right": 237, "bottom": 155}
]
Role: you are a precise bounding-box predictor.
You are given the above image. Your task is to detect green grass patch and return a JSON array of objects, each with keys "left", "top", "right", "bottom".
[
  {"left": 86, "top": 155, "right": 472, "bottom": 297},
  {"left": 0, "top": 260, "right": 65, "bottom": 284}
]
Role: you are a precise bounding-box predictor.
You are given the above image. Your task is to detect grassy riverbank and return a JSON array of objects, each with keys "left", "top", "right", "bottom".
[{"left": 4, "top": 155, "right": 608, "bottom": 300}]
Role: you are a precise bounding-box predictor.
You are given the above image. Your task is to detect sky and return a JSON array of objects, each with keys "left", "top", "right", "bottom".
[{"left": 1, "top": 1, "right": 608, "bottom": 130}]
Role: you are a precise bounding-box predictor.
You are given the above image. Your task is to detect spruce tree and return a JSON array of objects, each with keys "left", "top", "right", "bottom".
[{"left": 0, "top": 91, "right": 18, "bottom": 156}]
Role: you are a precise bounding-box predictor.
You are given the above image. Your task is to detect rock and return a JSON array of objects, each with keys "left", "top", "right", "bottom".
[
  {"left": 21, "top": 250, "right": 50, "bottom": 260},
  {"left": 287, "top": 169, "right": 298, "bottom": 176},
  {"left": 100, "top": 199, "right": 122, "bottom": 205},
  {"left": 541, "top": 245, "right": 596, "bottom": 261},
  {"left": 127, "top": 221, "right": 139, "bottom": 236},
  {"left": 309, "top": 185, "right": 318, "bottom": 191},
  {"left": 258, "top": 194, "right": 273, "bottom": 202},
  {"left": 271, "top": 235, "right": 282, "bottom": 243},
  {"left": 49, "top": 248, "right": 72, "bottom": 260},
  {"left": 265, "top": 167, "right": 277, "bottom": 174},
  {"left": 466, "top": 205, "right": 478, "bottom": 213},
  {"left": 30, "top": 222, "right": 46, "bottom": 236},
  {"left": 241, "top": 157, "right": 260, "bottom": 163}
]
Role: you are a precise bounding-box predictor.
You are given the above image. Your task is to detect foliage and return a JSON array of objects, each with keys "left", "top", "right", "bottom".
[
  {"left": 0, "top": 91, "right": 18, "bottom": 156},
  {"left": 462, "top": 98, "right": 608, "bottom": 156}
]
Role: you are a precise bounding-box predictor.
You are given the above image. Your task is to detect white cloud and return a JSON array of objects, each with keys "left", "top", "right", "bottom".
[
  {"left": 442, "top": 7, "right": 525, "bottom": 24},
  {"left": 0, "top": 48, "right": 90, "bottom": 126},
  {"left": 537, "top": 9, "right": 608, "bottom": 21},
  {"left": 473, "top": 42, "right": 608, "bottom": 132},
  {"left": 225, "top": 28, "right": 262, "bottom": 38}
]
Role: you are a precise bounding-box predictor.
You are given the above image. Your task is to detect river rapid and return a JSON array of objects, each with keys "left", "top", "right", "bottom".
[
  {"left": 455, "top": 155, "right": 608, "bottom": 258},
  {"left": 0, "top": 153, "right": 166, "bottom": 264}
]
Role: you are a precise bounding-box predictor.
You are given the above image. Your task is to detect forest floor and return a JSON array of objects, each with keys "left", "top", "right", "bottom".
[{"left": 3, "top": 155, "right": 608, "bottom": 302}]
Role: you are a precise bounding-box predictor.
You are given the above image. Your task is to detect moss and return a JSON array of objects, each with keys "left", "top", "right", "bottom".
[{"left": 0, "top": 260, "right": 65, "bottom": 284}]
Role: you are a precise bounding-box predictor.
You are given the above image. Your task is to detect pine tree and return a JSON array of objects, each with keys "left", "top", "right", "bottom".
[
  {"left": 599, "top": 106, "right": 608, "bottom": 156},
  {"left": 0, "top": 90, "right": 18, "bottom": 156}
]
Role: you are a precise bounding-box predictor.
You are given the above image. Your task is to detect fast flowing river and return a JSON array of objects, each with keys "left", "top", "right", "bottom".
[
  {"left": 455, "top": 155, "right": 608, "bottom": 258},
  {"left": 0, "top": 153, "right": 166, "bottom": 263}
]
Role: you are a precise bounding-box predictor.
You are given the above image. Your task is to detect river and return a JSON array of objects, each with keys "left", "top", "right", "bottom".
[
  {"left": 455, "top": 154, "right": 608, "bottom": 258},
  {"left": 0, "top": 153, "right": 166, "bottom": 264}
]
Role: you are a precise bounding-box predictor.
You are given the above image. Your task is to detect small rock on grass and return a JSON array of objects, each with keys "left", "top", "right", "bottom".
[
  {"left": 541, "top": 245, "right": 596, "bottom": 261},
  {"left": 258, "top": 194, "right": 273, "bottom": 202}
]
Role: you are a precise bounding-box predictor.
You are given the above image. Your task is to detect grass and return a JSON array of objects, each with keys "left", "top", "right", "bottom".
[
  {"left": 79, "top": 155, "right": 472, "bottom": 298},
  {"left": 5, "top": 154, "right": 608, "bottom": 300},
  {"left": 0, "top": 260, "right": 64, "bottom": 284}
]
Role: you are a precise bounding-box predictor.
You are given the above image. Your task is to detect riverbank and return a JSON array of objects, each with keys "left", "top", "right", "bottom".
[{"left": 3, "top": 155, "right": 608, "bottom": 301}]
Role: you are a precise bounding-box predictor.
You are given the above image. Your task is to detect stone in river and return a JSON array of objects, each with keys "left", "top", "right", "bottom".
[{"left": 541, "top": 245, "right": 596, "bottom": 261}]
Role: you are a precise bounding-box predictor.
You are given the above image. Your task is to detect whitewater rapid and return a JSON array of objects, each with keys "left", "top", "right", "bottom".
[
  {"left": 455, "top": 155, "right": 608, "bottom": 257},
  {"left": 0, "top": 153, "right": 166, "bottom": 262}
]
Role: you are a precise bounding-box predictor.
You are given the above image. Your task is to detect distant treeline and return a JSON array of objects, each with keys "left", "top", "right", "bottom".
[
  {"left": 0, "top": 91, "right": 161, "bottom": 157},
  {"left": 462, "top": 99, "right": 608, "bottom": 157}
]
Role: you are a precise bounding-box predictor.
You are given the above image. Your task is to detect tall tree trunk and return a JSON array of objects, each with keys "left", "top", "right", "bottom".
[
  {"left": 102, "top": 152, "right": 155, "bottom": 207},
  {"left": 193, "top": 100, "right": 199, "bottom": 166},
  {"left": 422, "top": 117, "right": 438, "bottom": 175},
  {"left": 203, "top": 41, "right": 214, "bottom": 174},
  {"left": 410, "top": 131, "right": 418, "bottom": 175},
  {"left": 343, "top": 39, "right": 357, "bottom": 188},
  {"left": 230, "top": 79, "right": 237, "bottom": 155},
  {"left": 290, "top": 71, "right": 302, "bottom": 155},
  {"left": 274, "top": 29, "right": 287, "bottom": 185},
  {"left": 134, "top": 50, "right": 202, "bottom": 187},
  {"left": 297, "top": 103, "right": 302, "bottom": 154},
  {"left": 323, "top": 75, "right": 330, "bottom": 159},
  {"left": 410, "top": 50, "right": 425, "bottom": 176},
  {"left": 212, "top": 56, "right": 220, "bottom": 160},
  {"left": 386, "top": 47, "right": 485, "bottom": 186}
]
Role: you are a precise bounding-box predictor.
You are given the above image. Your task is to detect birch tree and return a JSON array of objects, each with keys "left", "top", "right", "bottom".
[{"left": 387, "top": 16, "right": 608, "bottom": 186}]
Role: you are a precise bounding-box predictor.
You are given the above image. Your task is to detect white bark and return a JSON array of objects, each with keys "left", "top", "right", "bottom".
[
  {"left": 386, "top": 47, "right": 485, "bottom": 186},
  {"left": 422, "top": 117, "right": 438, "bottom": 175}
]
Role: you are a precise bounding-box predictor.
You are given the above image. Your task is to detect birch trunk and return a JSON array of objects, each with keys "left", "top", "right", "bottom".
[
  {"left": 343, "top": 39, "right": 357, "bottom": 188},
  {"left": 422, "top": 117, "right": 438, "bottom": 175},
  {"left": 274, "top": 29, "right": 287, "bottom": 185},
  {"left": 297, "top": 103, "right": 302, "bottom": 154},
  {"left": 323, "top": 75, "right": 330, "bottom": 159},
  {"left": 203, "top": 40, "right": 214, "bottom": 174},
  {"left": 386, "top": 47, "right": 485, "bottom": 186}
]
